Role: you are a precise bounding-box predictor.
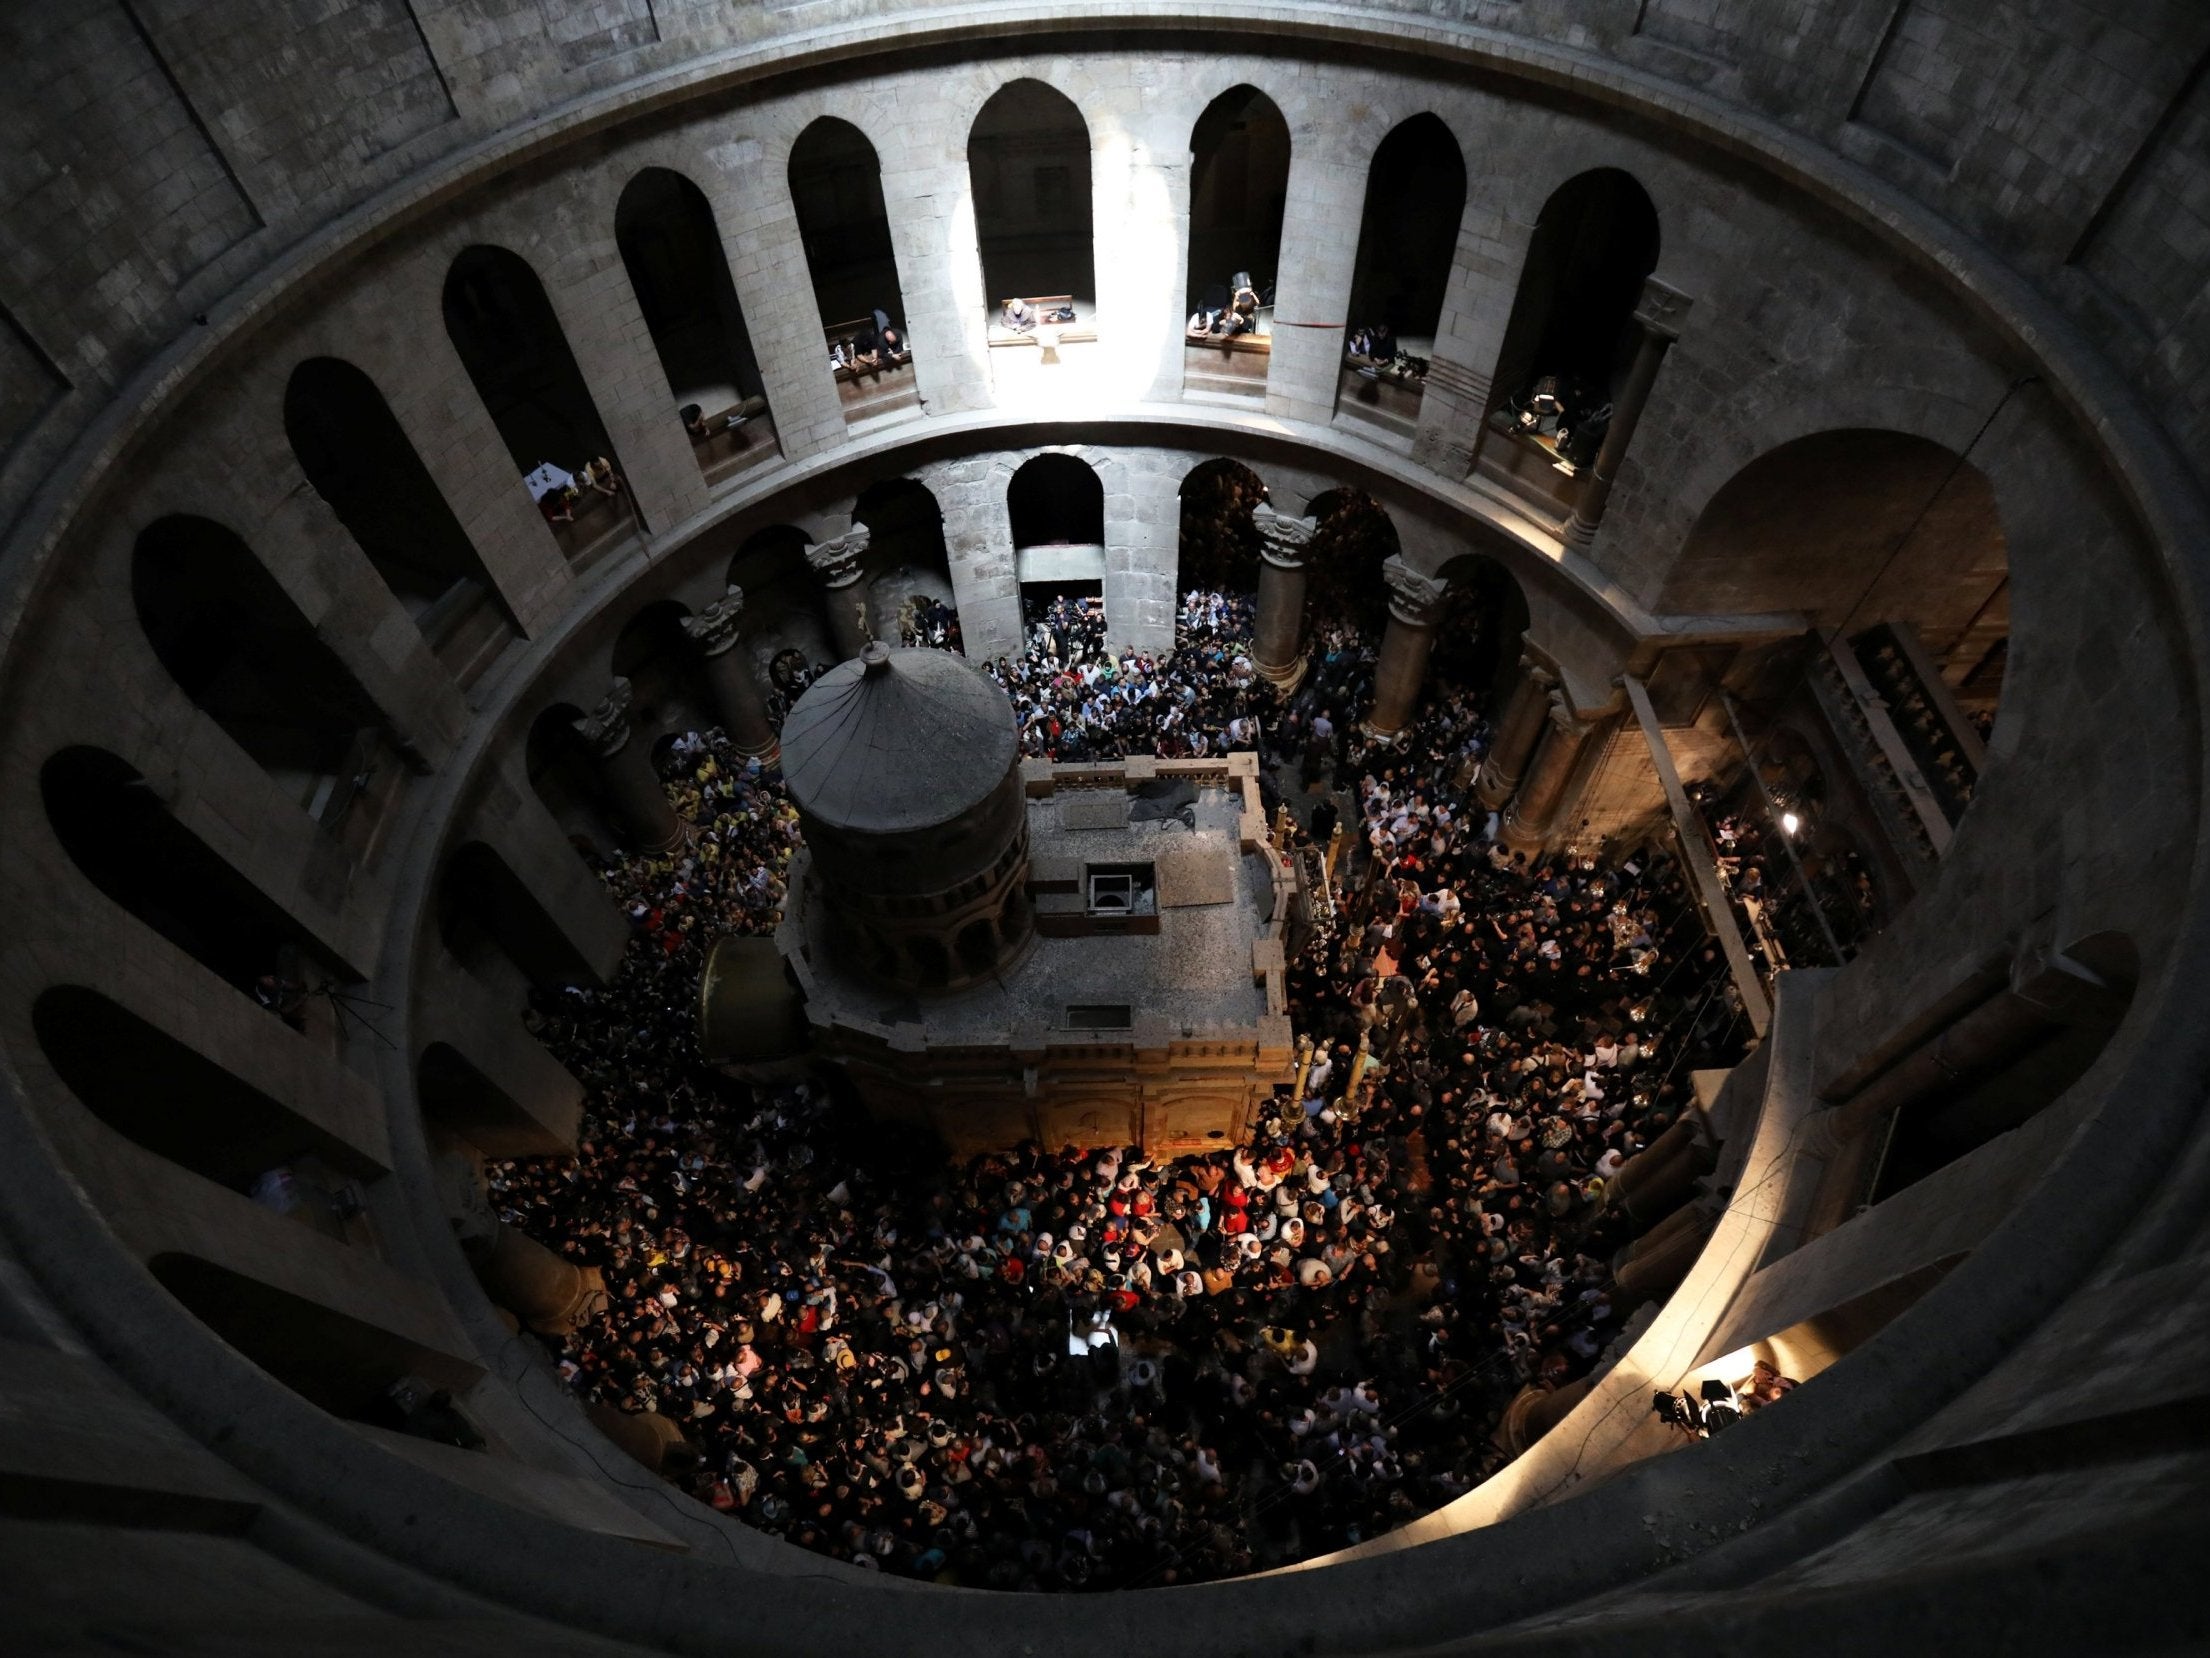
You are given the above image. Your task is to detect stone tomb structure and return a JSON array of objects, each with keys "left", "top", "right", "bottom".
[{"left": 775, "top": 643, "right": 1293, "bottom": 1155}]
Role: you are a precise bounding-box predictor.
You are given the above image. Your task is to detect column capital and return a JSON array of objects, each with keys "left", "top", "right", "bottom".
[
  {"left": 682, "top": 584, "right": 748, "bottom": 656},
  {"left": 574, "top": 677, "right": 635, "bottom": 758},
  {"left": 1381, "top": 555, "right": 1448, "bottom": 626},
  {"left": 1633, "top": 276, "right": 1694, "bottom": 341},
  {"left": 1543, "top": 688, "right": 1580, "bottom": 736},
  {"left": 1253, "top": 502, "right": 1318, "bottom": 570},
  {"left": 806, "top": 523, "right": 871, "bottom": 588}
]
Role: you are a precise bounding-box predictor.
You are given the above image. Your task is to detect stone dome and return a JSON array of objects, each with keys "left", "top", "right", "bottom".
[{"left": 779, "top": 642, "right": 1019, "bottom": 834}]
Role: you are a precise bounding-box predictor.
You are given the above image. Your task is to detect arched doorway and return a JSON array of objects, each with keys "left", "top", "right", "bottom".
[
  {"left": 1008, "top": 454, "right": 1106, "bottom": 632},
  {"left": 283, "top": 357, "right": 517, "bottom": 684},
  {"left": 610, "top": 599, "right": 713, "bottom": 749},
  {"left": 789, "top": 118, "right": 914, "bottom": 422},
  {"left": 133, "top": 515, "right": 391, "bottom": 831},
  {"left": 1303, "top": 488, "right": 1399, "bottom": 640},
  {"left": 1184, "top": 86, "right": 1290, "bottom": 399},
  {"left": 442, "top": 244, "right": 640, "bottom": 563},
  {"left": 971, "top": 81, "right": 1095, "bottom": 338},
  {"left": 1338, "top": 114, "right": 1467, "bottom": 436},
  {"left": 1477, "top": 170, "right": 1661, "bottom": 515},
  {"left": 855, "top": 479, "right": 958, "bottom": 651},
  {"left": 1432, "top": 552, "right": 1531, "bottom": 707},
  {"left": 524, "top": 702, "right": 616, "bottom": 865},
  {"left": 722, "top": 523, "right": 831, "bottom": 704},
  {"left": 615, "top": 167, "right": 776, "bottom": 485},
  {"left": 1176, "top": 458, "right": 1267, "bottom": 599}
]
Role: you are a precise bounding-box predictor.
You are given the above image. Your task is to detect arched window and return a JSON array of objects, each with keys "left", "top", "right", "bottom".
[
  {"left": 1478, "top": 169, "right": 1660, "bottom": 515},
  {"left": 970, "top": 81, "right": 1094, "bottom": 337},
  {"left": 1185, "top": 86, "right": 1289, "bottom": 397},
  {"left": 42, "top": 746, "right": 352, "bottom": 1010},
  {"left": 855, "top": 479, "right": 957, "bottom": 651},
  {"left": 133, "top": 514, "right": 389, "bottom": 826},
  {"left": 1339, "top": 114, "right": 1467, "bottom": 435},
  {"left": 956, "top": 918, "right": 998, "bottom": 978},
  {"left": 1177, "top": 458, "right": 1268, "bottom": 595},
  {"left": 789, "top": 119, "right": 915, "bottom": 421},
  {"left": 615, "top": 168, "right": 776, "bottom": 485},
  {"left": 443, "top": 244, "right": 640, "bottom": 563},
  {"left": 283, "top": 357, "right": 517, "bottom": 684},
  {"left": 1008, "top": 454, "right": 1106, "bottom": 621},
  {"left": 35, "top": 986, "right": 380, "bottom": 1190}
]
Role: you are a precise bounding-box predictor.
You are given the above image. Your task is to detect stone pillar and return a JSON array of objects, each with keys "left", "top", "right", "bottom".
[
  {"left": 574, "top": 679, "right": 682, "bottom": 852},
  {"left": 1252, "top": 503, "right": 1318, "bottom": 689},
  {"left": 1501, "top": 693, "right": 1594, "bottom": 845},
  {"left": 807, "top": 524, "right": 873, "bottom": 662},
  {"left": 1363, "top": 558, "right": 1449, "bottom": 739},
  {"left": 683, "top": 585, "right": 778, "bottom": 760},
  {"left": 1475, "top": 655, "right": 1559, "bottom": 810},
  {"left": 1564, "top": 277, "right": 1692, "bottom": 550}
]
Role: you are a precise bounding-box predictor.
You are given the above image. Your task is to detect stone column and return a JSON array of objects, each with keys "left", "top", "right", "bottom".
[
  {"left": 807, "top": 525, "right": 874, "bottom": 662},
  {"left": 1475, "top": 655, "right": 1559, "bottom": 810},
  {"left": 683, "top": 585, "right": 778, "bottom": 760},
  {"left": 574, "top": 678, "right": 682, "bottom": 852},
  {"left": 1362, "top": 558, "right": 1449, "bottom": 739},
  {"left": 1501, "top": 693, "right": 1594, "bottom": 844},
  {"left": 1252, "top": 503, "right": 1318, "bottom": 690},
  {"left": 468, "top": 1221, "right": 604, "bottom": 1335},
  {"left": 1564, "top": 277, "right": 1692, "bottom": 550}
]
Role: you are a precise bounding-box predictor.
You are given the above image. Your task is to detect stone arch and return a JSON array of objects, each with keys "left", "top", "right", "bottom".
[
  {"left": 1660, "top": 429, "right": 2009, "bottom": 696},
  {"left": 437, "top": 841, "right": 602, "bottom": 992},
  {"left": 1177, "top": 457, "right": 1270, "bottom": 595},
  {"left": 610, "top": 598, "right": 711, "bottom": 747},
  {"left": 524, "top": 702, "right": 614, "bottom": 862},
  {"left": 1304, "top": 487, "right": 1400, "bottom": 636},
  {"left": 1008, "top": 452, "right": 1107, "bottom": 624},
  {"left": 614, "top": 166, "right": 776, "bottom": 481},
  {"left": 1485, "top": 168, "right": 1661, "bottom": 422},
  {"left": 33, "top": 984, "right": 380, "bottom": 1192},
  {"left": 789, "top": 117, "right": 905, "bottom": 338},
  {"left": 1187, "top": 85, "right": 1290, "bottom": 314},
  {"left": 955, "top": 917, "right": 998, "bottom": 979},
  {"left": 40, "top": 746, "right": 351, "bottom": 1008},
  {"left": 132, "top": 514, "right": 386, "bottom": 823},
  {"left": 969, "top": 79, "right": 1095, "bottom": 318},
  {"left": 855, "top": 478, "right": 958, "bottom": 650},
  {"left": 282, "top": 357, "right": 517, "bottom": 681},
  {"left": 1344, "top": 113, "right": 1468, "bottom": 349},
  {"left": 1433, "top": 551, "right": 1532, "bottom": 705}
]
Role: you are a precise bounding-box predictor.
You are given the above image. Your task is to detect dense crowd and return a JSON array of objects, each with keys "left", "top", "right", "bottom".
[{"left": 497, "top": 580, "right": 1745, "bottom": 1590}]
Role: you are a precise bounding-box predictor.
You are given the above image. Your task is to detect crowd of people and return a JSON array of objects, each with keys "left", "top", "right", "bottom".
[{"left": 495, "top": 571, "right": 1749, "bottom": 1590}]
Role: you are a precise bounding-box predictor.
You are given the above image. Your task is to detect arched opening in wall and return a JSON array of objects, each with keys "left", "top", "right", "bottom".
[
  {"left": 725, "top": 523, "right": 831, "bottom": 695},
  {"left": 611, "top": 599, "right": 713, "bottom": 751},
  {"left": 1477, "top": 170, "right": 1660, "bottom": 515},
  {"left": 971, "top": 81, "right": 1095, "bottom": 343},
  {"left": 442, "top": 244, "right": 641, "bottom": 567},
  {"left": 437, "top": 842, "right": 600, "bottom": 992},
  {"left": 856, "top": 479, "right": 959, "bottom": 650},
  {"left": 525, "top": 703, "right": 620, "bottom": 864},
  {"left": 41, "top": 747, "right": 355, "bottom": 1016},
  {"left": 417, "top": 1042, "right": 573, "bottom": 1159},
  {"left": 1185, "top": 86, "right": 1289, "bottom": 401},
  {"left": 1303, "top": 488, "right": 1399, "bottom": 639},
  {"left": 133, "top": 514, "right": 396, "bottom": 836},
  {"left": 33, "top": 985, "right": 382, "bottom": 1195},
  {"left": 1432, "top": 552, "right": 1530, "bottom": 707},
  {"left": 148, "top": 1252, "right": 481, "bottom": 1428},
  {"left": 615, "top": 167, "right": 778, "bottom": 486},
  {"left": 909, "top": 935, "right": 952, "bottom": 990},
  {"left": 283, "top": 357, "right": 518, "bottom": 686},
  {"left": 1008, "top": 453, "right": 1106, "bottom": 627},
  {"left": 1177, "top": 458, "right": 1267, "bottom": 599},
  {"left": 789, "top": 119, "right": 915, "bottom": 423},
  {"left": 1666, "top": 429, "right": 2008, "bottom": 847},
  {"left": 1337, "top": 113, "right": 1466, "bottom": 439},
  {"left": 955, "top": 918, "right": 998, "bottom": 979},
  {"left": 1868, "top": 932, "right": 2137, "bottom": 1206}
]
